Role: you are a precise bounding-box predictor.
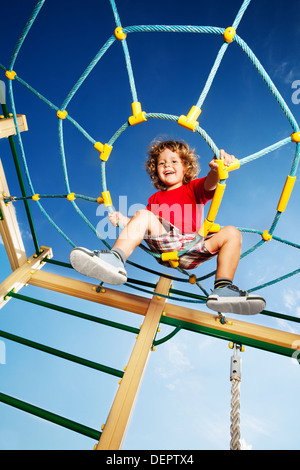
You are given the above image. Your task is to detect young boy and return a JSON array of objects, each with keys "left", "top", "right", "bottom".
[{"left": 70, "top": 140, "right": 265, "bottom": 315}]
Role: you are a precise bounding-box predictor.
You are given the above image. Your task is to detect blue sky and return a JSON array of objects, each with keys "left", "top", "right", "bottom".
[{"left": 0, "top": 0, "right": 300, "bottom": 450}]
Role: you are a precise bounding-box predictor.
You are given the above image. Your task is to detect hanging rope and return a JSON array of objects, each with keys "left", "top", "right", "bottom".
[{"left": 229, "top": 343, "right": 243, "bottom": 450}]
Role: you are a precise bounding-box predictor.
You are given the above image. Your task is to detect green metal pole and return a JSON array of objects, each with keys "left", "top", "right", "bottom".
[
  {"left": 0, "top": 329, "right": 124, "bottom": 378},
  {"left": 1, "top": 102, "right": 40, "bottom": 254},
  {"left": 0, "top": 392, "right": 101, "bottom": 441},
  {"left": 7, "top": 290, "right": 140, "bottom": 335},
  {"left": 160, "top": 316, "right": 298, "bottom": 359}
]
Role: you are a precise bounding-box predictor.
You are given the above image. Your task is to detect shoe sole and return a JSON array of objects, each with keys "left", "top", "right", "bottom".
[
  {"left": 206, "top": 295, "right": 266, "bottom": 315},
  {"left": 69, "top": 247, "right": 127, "bottom": 285}
]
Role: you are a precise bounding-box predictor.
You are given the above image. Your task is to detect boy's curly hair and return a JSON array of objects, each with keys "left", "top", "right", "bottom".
[{"left": 145, "top": 139, "right": 200, "bottom": 190}]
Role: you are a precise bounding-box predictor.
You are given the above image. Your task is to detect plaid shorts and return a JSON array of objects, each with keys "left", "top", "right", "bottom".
[{"left": 145, "top": 217, "right": 218, "bottom": 270}]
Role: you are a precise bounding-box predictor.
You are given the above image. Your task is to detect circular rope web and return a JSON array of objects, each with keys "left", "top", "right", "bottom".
[{"left": 1, "top": 0, "right": 299, "bottom": 301}]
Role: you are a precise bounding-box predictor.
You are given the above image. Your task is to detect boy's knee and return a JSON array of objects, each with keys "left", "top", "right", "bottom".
[
  {"left": 131, "top": 209, "right": 155, "bottom": 231},
  {"left": 132, "top": 209, "right": 149, "bottom": 221},
  {"left": 224, "top": 225, "right": 242, "bottom": 244}
]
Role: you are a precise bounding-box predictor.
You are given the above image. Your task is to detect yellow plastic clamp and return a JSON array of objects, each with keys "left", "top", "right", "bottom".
[
  {"left": 198, "top": 221, "right": 220, "bottom": 238},
  {"left": 277, "top": 175, "right": 296, "bottom": 213},
  {"left": 128, "top": 102, "right": 147, "bottom": 126},
  {"left": 114, "top": 27, "right": 127, "bottom": 40},
  {"left": 101, "top": 190, "right": 112, "bottom": 207},
  {"left": 206, "top": 182, "right": 226, "bottom": 223},
  {"left": 224, "top": 27, "right": 236, "bottom": 43},
  {"left": 161, "top": 251, "right": 179, "bottom": 268},
  {"left": 94, "top": 142, "right": 113, "bottom": 162},
  {"left": 198, "top": 219, "right": 213, "bottom": 238},
  {"left": 291, "top": 132, "right": 300, "bottom": 143},
  {"left": 210, "top": 223, "right": 220, "bottom": 233},
  {"left": 262, "top": 230, "right": 272, "bottom": 241},
  {"left": 57, "top": 109, "right": 68, "bottom": 119},
  {"left": 32, "top": 194, "right": 40, "bottom": 201},
  {"left": 178, "top": 105, "right": 201, "bottom": 132},
  {"left": 67, "top": 192, "right": 76, "bottom": 201},
  {"left": 214, "top": 157, "right": 240, "bottom": 180},
  {"left": 5, "top": 70, "right": 17, "bottom": 80}
]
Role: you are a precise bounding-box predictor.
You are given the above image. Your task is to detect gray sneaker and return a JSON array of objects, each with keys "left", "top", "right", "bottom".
[
  {"left": 206, "top": 284, "right": 266, "bottom": 315},
  {"left": 70, "top": 247, "right": 127, "bottom": 285}
]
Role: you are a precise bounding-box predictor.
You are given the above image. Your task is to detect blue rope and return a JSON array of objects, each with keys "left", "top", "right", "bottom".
[
  {"left": 61, "top": 35, "right": 116, "bottom": 111},
  {"left": 234, "top": 34, "right": 299, "bottom": 132},
  {"left": 109, "top": 0, "right": 138, "bottom": 102},
  {"left": 248, "top": 267, "right": 300, "bottom": 293},
  {"left": 232, "top": 0, "right": 252, "bottom": 30},
  {"left": 8, "top": 0, "right": 46, "bottom": 72},
  {"left": 196, "top": 0, "right": 252, "bottom": 111},
  {"left": 124, "top": 25, "right": 224, "bottom": 35},
  {"left": 239, "top": 137, "right": 292, "bottom": 166}
]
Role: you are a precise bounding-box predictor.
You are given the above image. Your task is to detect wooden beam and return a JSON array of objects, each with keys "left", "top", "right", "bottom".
[
  {"left": 28, "top": 270, "right": 149, "bottom": 315},
  {"left": 96, "top": 276, "right": 172, "bottom": 450},
  {"left": 0, "top": 115, "right": 28, "bottom": 139},
  {"left": 0, "top": 158, "right": 27, "bottom": 269},
  {"left": 163, "top": 302, "right": 300, "bottom": 352},
  {"left": 0, "top": 246, "right": 53, "bottom": 310},
  {"left": 28, "top": 270, "right": 300, "bottom": 353}
]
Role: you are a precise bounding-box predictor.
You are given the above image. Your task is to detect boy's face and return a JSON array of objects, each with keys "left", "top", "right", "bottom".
[{"left": 157, "top": 148, "right": 185, "bottom": 191}]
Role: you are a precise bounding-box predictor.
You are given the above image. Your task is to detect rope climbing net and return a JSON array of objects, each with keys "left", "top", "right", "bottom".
[{"left": 1, "top": 0, "right": 299, "bottom": 303}]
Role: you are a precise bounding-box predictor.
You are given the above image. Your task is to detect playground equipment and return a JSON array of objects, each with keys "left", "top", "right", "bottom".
[{"left": 0, "top": 0, "right": 299, "bottom": 450}]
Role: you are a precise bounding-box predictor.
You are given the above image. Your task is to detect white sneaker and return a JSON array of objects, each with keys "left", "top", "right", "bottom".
[
  {"left": 206, "top": 285, "right": 266, "bottom": 315},
  {"left": 70, "top": 247, "right": 127, "bottom": 285}
]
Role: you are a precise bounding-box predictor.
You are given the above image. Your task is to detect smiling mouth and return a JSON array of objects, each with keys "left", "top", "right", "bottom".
[{"left": 164, "top": 171, "right": 175, "bottom": 175}]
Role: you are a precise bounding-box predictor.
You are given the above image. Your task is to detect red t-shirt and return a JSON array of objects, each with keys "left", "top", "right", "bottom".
[{"left": 146, "top": 177, "right": 214, "bottom": 234}]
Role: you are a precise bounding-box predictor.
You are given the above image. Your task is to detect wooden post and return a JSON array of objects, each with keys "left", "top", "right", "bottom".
[
  {"left": 96, "top": 275, "right": 172, "bottom": 450},
  {"left": 0, "top": 246, "right": 52, "bottom": 310},
  {"left": 0, "top": 158, "right": 27, "bottom": 269}
]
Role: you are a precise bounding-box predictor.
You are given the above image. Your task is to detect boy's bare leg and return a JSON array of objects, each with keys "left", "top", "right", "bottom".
[
  {"left": 113, "top": 209, "right": 167, "bottom": 259},
  {"left": 204, "top": 226, "right": 242, "bottom": 281},
  {"left": 69, "top": 210, "right": 166, "bottom": 284}
]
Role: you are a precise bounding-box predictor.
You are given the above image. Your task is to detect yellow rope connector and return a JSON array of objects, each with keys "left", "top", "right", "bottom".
[
  {"left": 277, "top": 175, "right": 296, "bottom": 213},
  {"left": 128, "top": 102, "right": 147, "bottom": 126},
  {"left": 198, "top": 221, "right": 221, "bottom": 238},
  {"left": 97, "top": 196, "right": 104, "bottom": 204},
  {"left": 291, "top": 132, "right": 300, "bottom": 143},
  {"left": 114, "top": 27, "right": 127, "bottom": 40},
  {"left": 161, "top": 251, "right": 179, "bottom": 268},
  {"left": 214, "top": 157, "right": 240, "bottom": 180},
  {"left": 32, "top": 194, "right": 40, "bottom": 201},
  {"left": 189, "top": 274, "right": 197, "bottom": 284},
  {"left": 5, "top": 70, "right": 17, "bottom": 80},
  {"left": 178, "top": 105, "right": 201, "bottom": 132},
  {"left": 101, "top": 190, "right": 112, "bottom": 207},
  {"left": 57, "top": 109, "right": 68, "bottom": 119},
  {"left": 224, "top": 27, "right": 236, "bottom": 43},
  {"left": 262, "top": 230, "right": 272, "bottom": 241},
  {"left": 94, "top": 142, "right": 113, "bottom": 162},
  {"left": 67, "top": 192, "right": 76, "bottom": 201}
]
